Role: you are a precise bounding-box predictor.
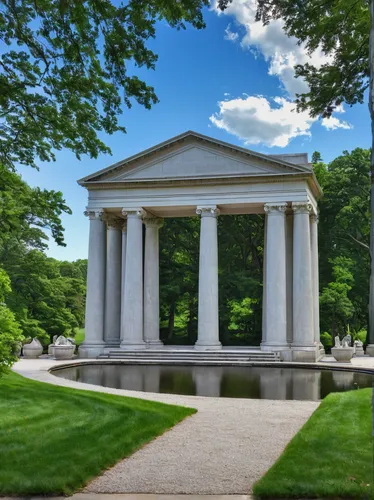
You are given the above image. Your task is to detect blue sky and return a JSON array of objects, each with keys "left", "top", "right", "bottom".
[{"left": 20, "top": 1, "right": 371, "bottom": 262}]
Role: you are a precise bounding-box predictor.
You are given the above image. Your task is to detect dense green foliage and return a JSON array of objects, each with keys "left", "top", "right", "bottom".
[
  {"left": 0, "top": 168, "right": 87, "bottom": 351},
  {"left": 253, "top": 388, "right": 373, "bottom": 498},
  {"left": 0, "top": 268, "right": 23, "bottom": 374},
  {"left": 317, "top": 149, "right": 370, "bottom": 344},
  {"left": 0, "top": 370, "right": 194, "bottom": 494},
  {"left": 159, "top": 214, "right": 264, "bottom": 345},
  {"left": 0, "top": 0, "right": 208, "bottom": 170}
]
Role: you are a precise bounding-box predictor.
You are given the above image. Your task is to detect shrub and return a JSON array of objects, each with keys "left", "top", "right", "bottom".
[
  {"left": 0, "top": 304, "right": 24, "bottom": 375},
  {"left": 320, "top": 331, "right": 333, "bottom": 349}
]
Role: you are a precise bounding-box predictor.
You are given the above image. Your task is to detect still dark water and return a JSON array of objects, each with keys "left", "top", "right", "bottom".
[{"left": 52, "top": 364, "right": 374, "bottom": 401}]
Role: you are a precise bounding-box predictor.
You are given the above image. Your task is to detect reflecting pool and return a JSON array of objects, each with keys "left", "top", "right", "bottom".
[{"left": 52, "top": 364, "right": 374, "bottom": 401}]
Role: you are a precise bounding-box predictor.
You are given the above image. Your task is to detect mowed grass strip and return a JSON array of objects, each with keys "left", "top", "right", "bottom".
[
  {"left": 0, "top": 370, "right": 195, "bottom": 495},
  {"left": 253, "top": 388, "right": 373, "bottom": 499}
]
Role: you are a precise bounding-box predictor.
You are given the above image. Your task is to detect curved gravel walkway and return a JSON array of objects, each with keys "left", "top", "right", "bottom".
[{"left": 13, "top": 359, "right": 319, "bottom": 495}]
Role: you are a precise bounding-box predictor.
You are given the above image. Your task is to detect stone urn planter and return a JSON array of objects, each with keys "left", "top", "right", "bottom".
[
  {"left": 366, "top": 345, "right": 374, "bottom": 356},
  {"left": 23, "top": 338, "right": 43, "bottom": 359},
  {"left": 48, "top": 344, "right": 55, "bottom": 356},
  {"left": 331, "top": 347, "right": 355, "bottom": 363},
  {"left": 53, "top": 345, "right": 75, "bottom": 360}
]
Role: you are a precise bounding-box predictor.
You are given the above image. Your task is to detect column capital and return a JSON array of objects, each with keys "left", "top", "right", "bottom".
[
  {"left": 121, "top": 219, "right": 128, "bottom": 232},
  {"left": 310, "top": 213, "right": 319, "bottom": 223},
  {"left": 103, "top": 214, "right": 124, "bottom": 230},
  {"left": 292, "top": 202, "right": 313, "bottom": 215},
  {"left": 143, "top": 217, "right": 164, "bottom": 228},
  {"left": 264, "top": 202, "right": 288, "bottom": 215},
  {"left": 196, "top": 206, "right": 220, "bottom": 218},
  {"left": 84, "top": 208, "right": 104, "bottom": 220},
  {"left": 121, "top": 208, "right": 145, "bottom": 219}
]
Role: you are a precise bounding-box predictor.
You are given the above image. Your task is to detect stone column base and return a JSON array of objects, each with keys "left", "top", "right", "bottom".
[
  {"left": 146, "top": 340, "right": 164, "bottom": 349},
  {"left": 291, "top": 345, "right": 322, "bottom": 362},
  {"left": 78, "top": 343, "right": 105, "bottom": 358},
  {"left": 104, "top": 338, "right": 121, "bottom": 349},
  {"left": 195, "top": 341, "right": 222, "bottom": 351},
  {"left": 260, "top": 343, "right": 292, "bottom": 361},
  {"left": 120, "top": 341, "right": 146, "bottom": 350}
]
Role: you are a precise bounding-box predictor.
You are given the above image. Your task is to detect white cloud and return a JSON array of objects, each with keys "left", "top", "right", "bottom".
[
  {"left": 321, "top": 116, "right": 352, "bottom": 130},
  {"left": 210, "top": 95, "right": 316, "bottom": 147},
  {"left": 211, "top": 0, "right": 352, "bottom": 147},
  {"left": 224, "top": 24, "right": 239, "bottom": 42}
]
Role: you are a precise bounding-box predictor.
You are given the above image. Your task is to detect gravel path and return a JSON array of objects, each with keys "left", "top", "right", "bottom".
[{"left": 13, "top": 359, "right": 319, "bottom": 494}]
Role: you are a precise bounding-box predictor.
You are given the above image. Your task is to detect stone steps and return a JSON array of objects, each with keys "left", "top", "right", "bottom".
[{"left": 98, "top": 349, "right": 280, "bottom": 363}]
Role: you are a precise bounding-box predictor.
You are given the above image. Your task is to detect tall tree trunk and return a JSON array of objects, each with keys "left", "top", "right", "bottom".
[{"left": 368, "top": 0, "right": 374, "bottom": 346}]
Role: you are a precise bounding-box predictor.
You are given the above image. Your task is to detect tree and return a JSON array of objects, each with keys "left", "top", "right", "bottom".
[
  {"left": 218, "top": 0, "right": 374, "bottom": 345},
  {"left": 320, "top": 257, "right": 355, "bottom": 337},
  {"left": 0, "top": 165, "right": 70, "bottom": 247},
  {"left": 0, "top": 0, "right": 209, "bottom": 170},
  {"left": 314, "top": 149, "right": 370, "bottom": 338},
  {"left": 0, "top": 268, "right": 23, "bottom": 375}
]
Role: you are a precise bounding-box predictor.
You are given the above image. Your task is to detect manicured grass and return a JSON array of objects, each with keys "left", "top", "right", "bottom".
[
  {"left": 0, "top": 370, "right": 195, "bottom": 495},
  {"left": 253, "top": 388, "right": 373, "bottom": 499}
]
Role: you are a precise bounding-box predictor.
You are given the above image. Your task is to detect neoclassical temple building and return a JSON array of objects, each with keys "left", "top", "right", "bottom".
[{"left": 78, "top": 131, "right": 323, "bottom": 362}]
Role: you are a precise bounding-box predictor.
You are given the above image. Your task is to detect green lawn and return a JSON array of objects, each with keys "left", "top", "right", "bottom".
[
  {"left": 0, "top": 370, "right": 195, "bottom": 495},
  {"left": 253, "top": 388, "right": 373, "bottom": 499}
]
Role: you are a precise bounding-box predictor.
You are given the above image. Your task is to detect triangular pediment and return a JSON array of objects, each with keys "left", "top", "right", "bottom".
[{"left": 79, "top": 131, "right": 311, "bottom": 185}]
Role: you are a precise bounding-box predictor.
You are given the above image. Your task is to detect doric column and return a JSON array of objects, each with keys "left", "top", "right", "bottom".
[
  {"left": 261, "top": 203, "right": 288, "bottom": 351},
  {"left": 120, "top": 208, "right": 146, "bottom": 350},
  {"left": 103, "top": 215, "right": 122, "bottom": 347},
  {"left": 144, "top": 217, "right": 164, "bottom": 348},
  {"left": 79, "top": 209, "right": 106, "bottom": 357},
  {"left": 292, "top": 202, "right": 315, "bottom": 358},
  {"left": 310, "top": 214, "right": 320, "bottom": 344},
  {"left": 195, "top": 206, "right": 222, "bottom": 351},
  {"left": 120, "top": 220, "right": 127, "bottom": 341}
]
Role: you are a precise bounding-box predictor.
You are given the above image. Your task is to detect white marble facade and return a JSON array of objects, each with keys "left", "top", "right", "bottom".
[{"left": 79, "top": 131, "right": 323, "bottom": 362}]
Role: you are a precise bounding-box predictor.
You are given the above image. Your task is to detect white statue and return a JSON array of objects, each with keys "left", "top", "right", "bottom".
[
  {"left": 342, "top": 334, "right": 352, "bottom": 347},
  {"left": 335, "top": 336, "right": 341, "bottom": 348},
  {"left": 55, "top": 335, "right": 73, "bottom": 346}
]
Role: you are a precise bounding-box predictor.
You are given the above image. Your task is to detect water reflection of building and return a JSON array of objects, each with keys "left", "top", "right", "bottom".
[
  {"left": 292, "top": 369, "right": 320, "bottom": 401},
  {"left": 193, "top": 366, "right": 223, "bottom": 397},
  {"left": 260, "top": 368, "right": 292, "bottom": 400},
  {"left": 331, "top": 370, "right": 354, "bottom": 389}
]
